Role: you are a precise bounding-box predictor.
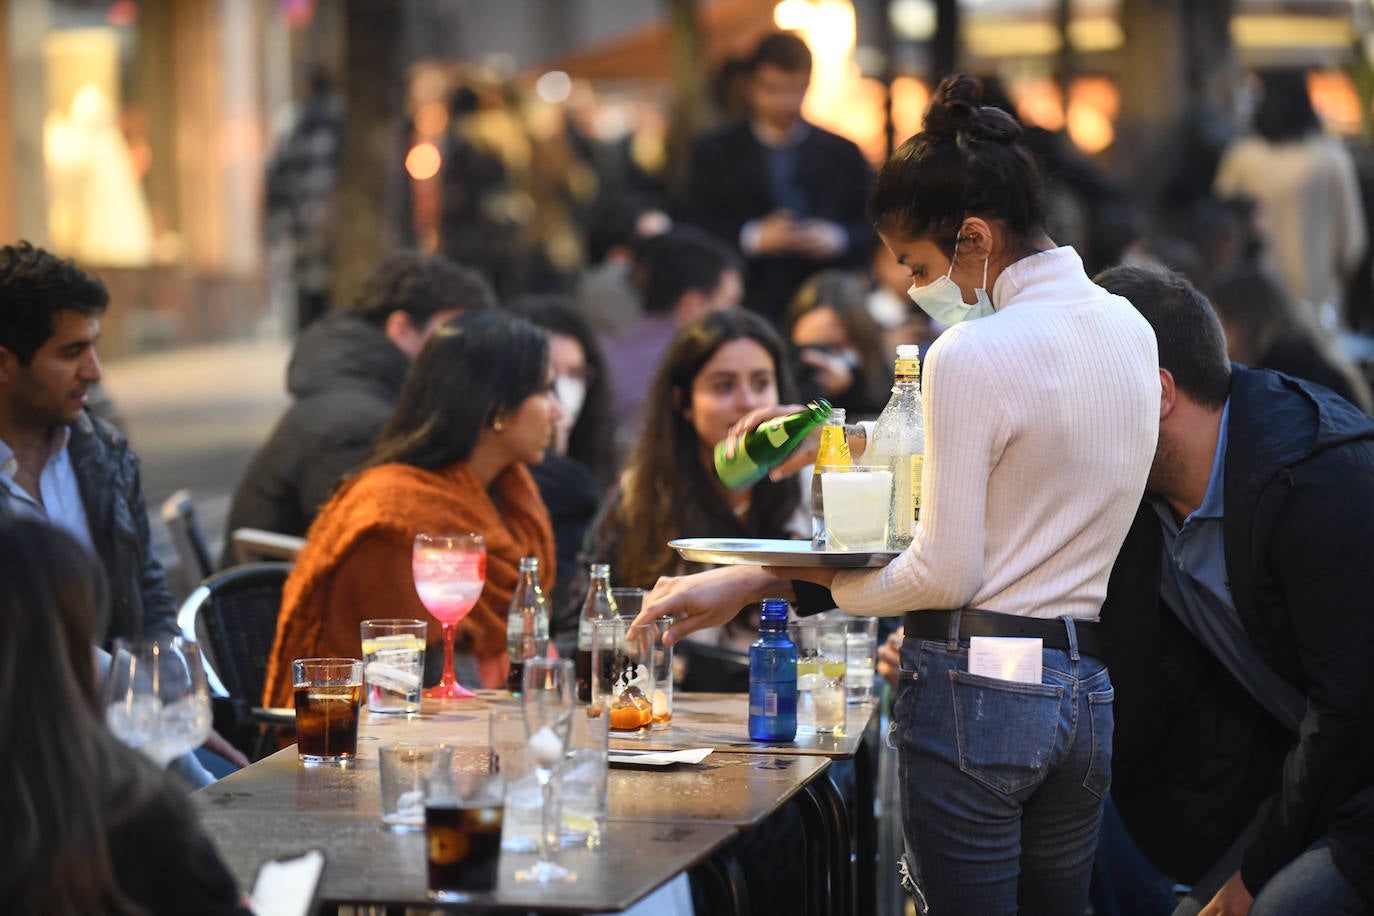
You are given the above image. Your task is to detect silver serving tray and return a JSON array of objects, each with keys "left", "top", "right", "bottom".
[{"left": 669, "top": 537, "right": 898, "bottom": 568}]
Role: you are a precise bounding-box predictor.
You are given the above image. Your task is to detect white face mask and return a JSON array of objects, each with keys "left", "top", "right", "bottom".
[
  {"left": 907, "top": 239, "right": 994, "bottom": 325},
  {"left": 553, "top": 375, "right": 587, "bottom": 441}
]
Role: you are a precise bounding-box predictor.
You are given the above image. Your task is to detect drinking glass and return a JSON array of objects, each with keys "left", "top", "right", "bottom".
[
  {"left": 591, "top": 616, "right": 654, "bottom": 738},
  {"left": 413, "top": 532, "right": 486, "bottom": 700},
  {"left": 844, "top": 617, "right": 880, "bottom": 704},
  {"left": 360, "top": 618, "right": 426, "bottom": 714},
  {"left": 292, "top": 658, "right": 364, "bottom": 764},
  {"left": 820, "top": 465, "right": 892, "bottom": 551},
  {"left": 103, "top": 636, "right": 213, "bottom": 767},
  {"left": 791, "top": 619, "right": 848, "bottom": 735},
  {"left": 379, "top": 743, "right": 452, "bottom": 832},
  {"left": 611, "top": 588, "right": 672, "bottom": 729},
  {"left": 425, "top": 766, "right": 504, "bottom": 901},
  {"left": 516, "top": 657, "right": 576, "bottom": 883}
]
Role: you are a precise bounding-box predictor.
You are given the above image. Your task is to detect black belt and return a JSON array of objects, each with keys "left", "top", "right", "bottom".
[{"left": 903, "top": 608, "right": 1104, "bottom": 659}]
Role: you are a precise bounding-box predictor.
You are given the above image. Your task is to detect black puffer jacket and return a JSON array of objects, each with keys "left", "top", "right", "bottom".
[
  {"left": 221, "top": 314, "right": 408, "bottom": 567},
  {"left": 67, "top": 411, "right": 180, "bottom": 644},
  {"left": 1103, "top": 366, "right": 1374, "bottom": 898}
]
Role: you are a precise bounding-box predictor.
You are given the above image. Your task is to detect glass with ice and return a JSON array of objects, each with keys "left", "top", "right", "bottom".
[
  {"left": 791, "top": 619, "right": 847, "bottom": 735},
  {"left": 413, "top": 532, "right": 486, "bottom": 700},
  {"left": 103, "top": 636, "right": 213, "bottom": 767},
  {"left": 591, "top": 616, "right": 655, "bottom": 738},
  {"left": 360, "top": 618, "right": 426, "bottom": 714}
]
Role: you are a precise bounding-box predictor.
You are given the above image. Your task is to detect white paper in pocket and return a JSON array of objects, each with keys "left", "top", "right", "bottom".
[{"left": 968, "top": 636, "right": 1042, "bottom": 684}]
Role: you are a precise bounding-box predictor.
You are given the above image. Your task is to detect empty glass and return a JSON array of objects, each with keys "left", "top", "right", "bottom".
[{"left": 379, "top": 743, "right": 452, "bottom": 832}]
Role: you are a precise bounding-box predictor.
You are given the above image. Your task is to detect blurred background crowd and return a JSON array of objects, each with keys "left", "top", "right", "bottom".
[{"left": 4, "top": 0, "right": 1374, "bottom": 605}]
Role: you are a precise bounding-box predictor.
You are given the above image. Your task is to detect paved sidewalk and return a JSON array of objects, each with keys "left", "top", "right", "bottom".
[{"left": 100, "top": 337, "right": 292, "bottom": 595}]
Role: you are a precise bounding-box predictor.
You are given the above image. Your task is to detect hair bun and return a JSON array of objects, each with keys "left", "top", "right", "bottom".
[{"left": 922, "top": 74, "right": 1022, "bottom": 145}]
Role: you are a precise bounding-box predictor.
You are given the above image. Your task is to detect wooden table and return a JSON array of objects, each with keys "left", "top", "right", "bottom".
[{"left": 195, "top": 694, "right": 837, "bottom": 913}]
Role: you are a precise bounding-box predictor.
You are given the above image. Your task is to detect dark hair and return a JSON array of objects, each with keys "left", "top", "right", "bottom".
[
  {"left": 0, "top": 242, "right": 109, "bottom": 365},
  {"left": 639, "top": 228, "right": 740, "bottom": 315},
  {"left": 1253, "top": 69, "right": 1321, "bottom": 144},
  {"left": 1210, "top": 263, "right": 1372, "bottom": 412},
  {"left": 1095, "top": 264, "right": 1231, "bottom": 408},
  {"left": 784, "top": 270, "right": 891, "bottom": 403},
  {"left": 869, "top": 75, "right": 1045, "bottom": 256},
  {"left": 509, "top": 295, "right": 617, "bottom": 487},
  {"left": 749, "top": 31, "right": 812, "bottom": 75},
  {"left": 0, "top": 520, "right": 154, "bottom": 914},
  {"left": 614, "top": 309, "right": 799, "bottom": 588},
  {"left": 364, "top": 311, "right": 549, "bottom": 471},
  {"left": 585, "top": 195, "right": 659, "bottom": 266},
  {"left": 351, "top": 251, "right": 495, "bottom": 329}
]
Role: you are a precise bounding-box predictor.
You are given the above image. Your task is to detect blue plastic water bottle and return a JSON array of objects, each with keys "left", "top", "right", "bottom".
[{"left": 749, "top": 598, "right": 797, "bottom": 741}]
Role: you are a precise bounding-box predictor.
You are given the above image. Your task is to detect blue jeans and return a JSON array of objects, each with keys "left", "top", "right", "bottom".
[{"left": 892, "top": 620, "right": 1113, "bottom": 915}]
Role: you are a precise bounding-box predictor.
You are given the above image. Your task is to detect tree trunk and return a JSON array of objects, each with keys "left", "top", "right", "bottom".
[
  {"left": 932, "top": 0, "right": 960, "bottom": 82},
  {"left": 662, "top": 0, "right": 705, "bottom": 201},
  {"left": 331, "top": 0, "right": 407, "bottom": 312}
]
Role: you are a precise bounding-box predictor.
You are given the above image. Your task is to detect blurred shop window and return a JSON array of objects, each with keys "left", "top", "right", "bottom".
[{"left": 42, "top": 27, "right": 155, "bottom": 267}]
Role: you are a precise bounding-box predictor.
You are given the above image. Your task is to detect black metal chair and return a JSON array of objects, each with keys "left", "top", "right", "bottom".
[
  {"left": 161, "top": 489, "right": 215, "bottom": 602},
  {"left": 178, "top": 561, "right": 293, "bottom": 760}
]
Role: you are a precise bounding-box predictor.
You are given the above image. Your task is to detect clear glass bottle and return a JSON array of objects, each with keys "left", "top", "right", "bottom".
[
  {"left": 867, "top": 345, "right": 925, "bottom": 549},
  {"left": 505, "top": 557, "right": 550, "bottom": 695},
  {"left": 574, "top": 564, "right": 620, "bottom": 703},
  {"left": 810, "top": 407, "right": 851, "bottom": 549},
  {"left": 714, "top": 398, "right": 833, "bottom": 491},
  {"left": 748, "top": 598, "right": 798, "bottom": 741}
]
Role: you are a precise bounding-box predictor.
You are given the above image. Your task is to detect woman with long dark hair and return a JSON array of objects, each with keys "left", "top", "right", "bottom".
[
  {"left": 580, "top": 308, "right": 802, "bottom": 682},
  {"left": 783, "top": 268, "right": 892, "bottom": 418},
  {"left": 0, "top": 520, "right": 250, "bottom": 914},
  {"left": 639, "top": 74, "right": 1159, "bottom": 912},
  {"left": 263, "top": 311, "right": 560, "bottom": 706}
]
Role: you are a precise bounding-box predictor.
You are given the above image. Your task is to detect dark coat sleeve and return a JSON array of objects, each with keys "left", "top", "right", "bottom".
[
  {"left": 126, "top": 449, "right": 180, "bottom": 640},
  {"left": 1238, "top": 447, "right": 1374, "bottom": 892}
]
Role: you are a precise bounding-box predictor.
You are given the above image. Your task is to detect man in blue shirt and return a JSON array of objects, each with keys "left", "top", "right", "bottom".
[
  {"left": 0, "top": 241, "right": 178, "bottom": 644},
  {"left": 1097, "top": 265, "right": 1374, "bottom": 914}
]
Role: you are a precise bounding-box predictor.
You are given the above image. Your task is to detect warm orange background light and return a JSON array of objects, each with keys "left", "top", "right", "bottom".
[{"left": 405, "top": 142, "right": 442, "bottom": 181}]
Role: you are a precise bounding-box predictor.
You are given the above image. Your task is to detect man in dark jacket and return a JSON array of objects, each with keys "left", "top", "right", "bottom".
[
  {"left": 221, "top": 252, "right": 493, "bottom": 566},
  {"left": 0, "top": 242, "right": 179, "bottom": 645},
  {"left": 678, "top": 32, "right": 875, "bottom": 324},
  {"left": 1096, "top": 264, "right": 1374, "bottom": 913}
]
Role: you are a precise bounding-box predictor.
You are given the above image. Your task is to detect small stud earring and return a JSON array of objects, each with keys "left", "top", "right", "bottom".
[{"left": 493, "top": 420, "right": 505, "bottom": 432}]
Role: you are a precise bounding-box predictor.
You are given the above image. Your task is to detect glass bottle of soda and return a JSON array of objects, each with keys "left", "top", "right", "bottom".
[
  {"left": 574, "top": 564, "right": 619, "bottom": 703},
  {"left": 505, "top": 557, "right": 550, "bottom": 696},
  {"left": 810, "top": 407, "right": 851, "bottom": 549},
  {"left": 867, "top": 345, "right": 925, "bottom": 549},
  {"left": 714, "top": 398, "right": 833, "bottom": 491}
]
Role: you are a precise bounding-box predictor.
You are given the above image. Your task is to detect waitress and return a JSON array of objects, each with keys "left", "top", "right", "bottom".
[{"left": 636, "top": 74, "right": 1159, "bottom": 913}]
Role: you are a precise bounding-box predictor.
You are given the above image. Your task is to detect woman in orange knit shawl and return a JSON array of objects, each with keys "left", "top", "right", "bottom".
[{"left": 263, "top": 312, "right": 559, "bottom": 708}]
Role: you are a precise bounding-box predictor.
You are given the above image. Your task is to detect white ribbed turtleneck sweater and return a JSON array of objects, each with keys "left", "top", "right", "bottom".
[{"left": 832, "top": 247, "right": 1159, "bottom": 619}]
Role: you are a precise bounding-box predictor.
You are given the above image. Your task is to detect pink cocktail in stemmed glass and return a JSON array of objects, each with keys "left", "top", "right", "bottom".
[{"left": 413, "top": 533, "right": 486, "bottom": 700}]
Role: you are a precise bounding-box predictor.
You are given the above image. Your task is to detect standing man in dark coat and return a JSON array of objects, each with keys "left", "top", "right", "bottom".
[
  {"left": 679, "top": 32, "right": 876, "bottom": 325},
  {"left": 0, "top": 242, "right": 179, "bottom": 646},
  {"left": 1096, "top": 264, "right": 1374, "bottom": 914},
  {"left": 222, "top": 252, "right": 493, "bottom": 566}
]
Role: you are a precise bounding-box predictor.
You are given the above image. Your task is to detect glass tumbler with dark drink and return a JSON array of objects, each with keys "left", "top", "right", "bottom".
[
  {"left": 425, "top": 769, "right": 504, "bottom": 902},
  {"left": 292, "top": 658, "right": 363, "bottom": 764}
]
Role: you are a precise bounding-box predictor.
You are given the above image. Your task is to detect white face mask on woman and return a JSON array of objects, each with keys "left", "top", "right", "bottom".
[{"left": 907, "top": 239, "right": 994, "bottom": 325}]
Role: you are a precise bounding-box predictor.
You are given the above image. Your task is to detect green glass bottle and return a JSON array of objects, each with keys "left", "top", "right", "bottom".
[{"left": 714, "top": 399, "right": 833, "bottom": 491}]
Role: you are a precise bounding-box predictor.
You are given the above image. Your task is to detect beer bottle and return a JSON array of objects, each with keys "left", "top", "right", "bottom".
[
  {"left": 867, "top": 345, "right": 925, "bottom": 549},
  {"left": 713, "top": 398, "right": 833, "bottom": 491},
  {"left": 505, "top": 557, "right": 550, "bottom": 695},
  {"left": 575, "top": 564, "right": 619, "bottom": 702},
  {"left": 810, "top": 407, "right": 851, "bottom": 549},
  {"left": 748, "top": 598, "right": 797, "bottom": 741}
]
